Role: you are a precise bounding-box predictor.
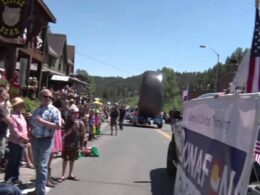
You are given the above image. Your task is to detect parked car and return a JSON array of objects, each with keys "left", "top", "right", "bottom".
[
  {"left": 132, "top": 112, "right": 163, "bottom": 128},
  {"left": 132, "top": 114, "right": 152, "bottom": 126},
  {"left": 125, "top": 107, "right": 133, "bottom": 120},
  {"left": 129, "top": 108, "right": 138, "bottom": 123},
  {"left": 153, "top": 116, "right": 163, "bottom": 128}
]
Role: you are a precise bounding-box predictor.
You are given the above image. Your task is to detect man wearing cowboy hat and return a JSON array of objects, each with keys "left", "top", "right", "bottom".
[{"left": 5, "top": 97, "right": 28, "bottom": 183}]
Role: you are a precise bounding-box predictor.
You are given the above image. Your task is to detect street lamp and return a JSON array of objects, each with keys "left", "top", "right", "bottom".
[{"left": 199, "top": 45, "right": 220, "bottom": 92}]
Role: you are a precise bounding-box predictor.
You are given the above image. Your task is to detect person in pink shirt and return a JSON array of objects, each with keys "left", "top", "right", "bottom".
[
  {"left": 5, "top": 97, "right": 29, "bottom": 183},
  {"left": 95, "top": 110, "right": 102, "bottom": 135}
]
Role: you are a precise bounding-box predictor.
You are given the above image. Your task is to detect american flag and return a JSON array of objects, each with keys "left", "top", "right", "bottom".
[
  {"left": 254, "top": 129, "right": 260, "bottom": 164},
  {"left": 182, "top": 90, "right": 188, "bottom": 101},
  {"left": 247, "top": 6, "right": 260, "bottom": 92}
]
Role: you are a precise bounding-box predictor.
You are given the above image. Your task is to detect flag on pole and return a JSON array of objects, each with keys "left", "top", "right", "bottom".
[
  {"left": 247, "top": 3, "right": 260, "bottom": 92},
  {"left": 230, "top": 49, "right": 250, "bottom": 92},
  {"left": 249, "top": 1, "right": 260, "bottom": 166}
]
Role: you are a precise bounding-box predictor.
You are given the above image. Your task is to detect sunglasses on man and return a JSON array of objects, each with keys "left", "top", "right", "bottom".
[{"left": 42, "top": 95, "right": 53, "bottom": 100}]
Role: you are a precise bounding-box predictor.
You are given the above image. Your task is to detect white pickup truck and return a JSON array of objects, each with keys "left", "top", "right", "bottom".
[{"left": 167, "top": 93, "right": 260, "bottom": 195}]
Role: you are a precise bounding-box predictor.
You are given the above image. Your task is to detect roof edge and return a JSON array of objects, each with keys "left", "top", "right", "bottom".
[{"left": 37, "top": 0, "right": 56, "bottom": 23}]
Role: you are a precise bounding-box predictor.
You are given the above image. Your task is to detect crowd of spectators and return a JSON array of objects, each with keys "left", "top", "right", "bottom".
[{"left": 0, "top": 83, "right": 118, "bottom": 195}]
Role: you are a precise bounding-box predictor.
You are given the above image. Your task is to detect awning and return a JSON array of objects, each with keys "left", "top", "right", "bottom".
[
  {"left": 51, "top": 75, "right": 70, "bottom": 82},
  {"left": 42, "top": 66, "right": 65, "bottom": 76}
]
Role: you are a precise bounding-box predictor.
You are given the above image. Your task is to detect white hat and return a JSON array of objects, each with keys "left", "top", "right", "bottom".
[{"left": 70, "top": 106, "right": 79, "bottom": 114}]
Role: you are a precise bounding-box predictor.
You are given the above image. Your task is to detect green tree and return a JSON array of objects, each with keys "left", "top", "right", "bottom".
[
  {"left": 76, "top": 69, "right": 95, "bottom": 95},
  {"left": 76, "top": 69, "right": 90, "bottom": 82},
  {"left": 102, "top": 90, "right": 108, "bottom": 100},
  {"left": 161, "top": 67, "right": 182, "bottom": 112}
]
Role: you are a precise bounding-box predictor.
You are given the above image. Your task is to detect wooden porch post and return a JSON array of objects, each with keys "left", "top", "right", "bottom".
[
  {"left": 25, "top": 55, "right": 32, "bottom": 96},
  {"left": 37, "top": 62, "right": 42, "bottom": 97}
]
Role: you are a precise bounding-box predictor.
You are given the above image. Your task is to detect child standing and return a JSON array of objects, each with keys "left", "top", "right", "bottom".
[
  {"left": 88, "top": 110, "right": 95, "bottom": 140},
  {"left": 60, "top": 106, "right": 85, "bottom": 181},
  {"left": 95, "top": 110, "right": 102, "bottom": 135}
]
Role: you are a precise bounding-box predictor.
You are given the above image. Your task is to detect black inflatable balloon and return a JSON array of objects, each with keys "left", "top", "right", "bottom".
[{"left": 138, "top": 71, "right": 163, "bottom": 117}]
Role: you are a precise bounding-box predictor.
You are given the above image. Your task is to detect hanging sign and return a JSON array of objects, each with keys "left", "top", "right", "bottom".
[{"left": 0, "top": 0, "right": 28, "bottom": 38}]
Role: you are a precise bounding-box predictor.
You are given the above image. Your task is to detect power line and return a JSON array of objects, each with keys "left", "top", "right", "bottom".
[{"left": 76, "top": 51, "right": 133, "bottom": 75}]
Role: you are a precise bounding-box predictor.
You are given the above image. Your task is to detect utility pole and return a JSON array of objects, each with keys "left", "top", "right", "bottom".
[{"left": 200, "top": 45, "right": 220, "bottom": 92}]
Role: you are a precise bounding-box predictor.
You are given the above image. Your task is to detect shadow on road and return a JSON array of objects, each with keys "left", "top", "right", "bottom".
[
  {"left": 150, "top": 168, "right": 174, "bottom": 195},
  {"left": 123, "top": 123, "right": 157, "bottom": 129},
  {"left": 100, "top": 133, "right": 112, "bottom": 136}
]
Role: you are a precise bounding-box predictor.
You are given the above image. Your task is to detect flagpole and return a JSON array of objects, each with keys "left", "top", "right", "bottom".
[{"left": 199, "top": 45, "right": 220, "bottom": 92}]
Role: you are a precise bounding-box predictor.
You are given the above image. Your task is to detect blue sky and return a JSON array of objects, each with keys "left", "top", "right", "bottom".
[{"left": 45, "top": 0, "right": 254, "bottom": 77}]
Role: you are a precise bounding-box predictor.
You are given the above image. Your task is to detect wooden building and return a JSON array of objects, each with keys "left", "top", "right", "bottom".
[{"left": 0, "top": 0, "right": 89, "bottom": 98}]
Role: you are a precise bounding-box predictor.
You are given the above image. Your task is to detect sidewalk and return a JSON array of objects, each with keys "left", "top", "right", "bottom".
[{"left": 0, "top": 121, "right": 109, "bottom": 193}]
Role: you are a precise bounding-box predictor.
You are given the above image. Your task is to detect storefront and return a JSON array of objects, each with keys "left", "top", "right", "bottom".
[{"left": 0, "top": 0, "right": 56, "bottom": 98}]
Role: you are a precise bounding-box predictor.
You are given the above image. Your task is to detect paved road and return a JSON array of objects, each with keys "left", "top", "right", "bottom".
[{"left": 49, "top": 123, "right": 174, "bottom": 195}]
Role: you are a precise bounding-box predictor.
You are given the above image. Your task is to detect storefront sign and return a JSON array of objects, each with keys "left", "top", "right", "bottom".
[
  {"left": 0, "top": 0, "right": 28, "bottom": 38},
  {"left": 174, "top": 94, "right": 259, "bottom": 195}
]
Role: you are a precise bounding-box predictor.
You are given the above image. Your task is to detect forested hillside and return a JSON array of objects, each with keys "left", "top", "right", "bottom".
[
  {"left": 93, "top": 75, "right": 142, "bottom": 104},
  {"left": 90, "top": 47, "right": 247, "bottom": 112}
]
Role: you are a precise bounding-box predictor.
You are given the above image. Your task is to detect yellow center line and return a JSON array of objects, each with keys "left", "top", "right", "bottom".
[{"left": 155, "top": 129, "right": 171, "bottom": 140}]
